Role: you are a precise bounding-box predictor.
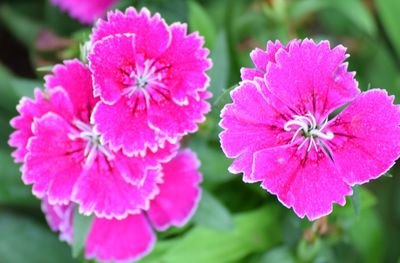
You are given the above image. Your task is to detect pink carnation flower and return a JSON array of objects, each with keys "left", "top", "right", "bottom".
[
  {"left": 50, "top": 0, "right": 117, "bottom": 24},
  {"left": 220, "top": 39, "right": 400, "bottom": 220},
  {"left": 42, "top": 150, "right": 202, "bottom": 262},
  {"left": 10, "top": 59, "right": 177, "bottom": 219},
  {"left": 88, "top": 7, "right": 212, "bottom": 156}
]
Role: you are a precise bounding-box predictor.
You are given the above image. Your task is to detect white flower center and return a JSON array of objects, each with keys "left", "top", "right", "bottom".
[
  {"left": 122, "top": 60, "right": 164, "bottom": 109},
  {"left": 284, "top": 112, "right": 334, "bottom": 152},
  {"left": 69, "top": 120, "right": 114, "bottom": 167}
]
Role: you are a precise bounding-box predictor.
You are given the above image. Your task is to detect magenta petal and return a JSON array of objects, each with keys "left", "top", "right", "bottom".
[
  {"left": 253, "top": 146, "right": 352, "bottom": 220},
  {"left": 72, "top": 157, "right": 161, "bottom": 219},
  {"left": 23, "top": 113, "right": 83, "bottom": 204},
  {"left": 158, "top": 23, "right": 211, "bottom": 103},
  {"left": 116, "top": 142, "right": 179, "bottom": 185},
  {"left": 147, "top": 150, "right": 202, "bottom": 231},
  {"left": 148, "top": 92, "right": 210, "bottom": 141},
  {"left": 219, "top": 80, "right": 290, "bottom": 181},
  {"left": 266, "top": 39, "right": 360, "bottom": 118},
  {"left": 9, "top": 88, "right": 74, "bottom": 162},
  {"left": 92, "top": 99, "right": 164, "bottom": 156},
  {"left": 50, "top": 0, "right": 116, "bottom": 24},
  {"left": 86, "top": 213, "right": 155, "bottom": 263},
  {"left": 41, "top": 198, "right": 74, "bottom": 244},
  {"left": 328, "top": 89, "right": 400, "bottom": 185},
  {"left": 91, "top": 7, "right": 170, "bottom": 58},
  {"left": 45, "top": 59, "right": 97, "bottom": 122},
  {"left": 89, "top": 33, "right": 136, "bottom": 103},
  {"left": 240, "top": 40, "right": 285, "bottom": 80}
]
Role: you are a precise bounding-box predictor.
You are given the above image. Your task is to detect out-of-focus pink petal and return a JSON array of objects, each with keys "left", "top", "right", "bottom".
[
  {"left": 91, "top": 7, "right": 170, "bottom": 58},
  {"left": 147, "top": 150, "right": 202, "bottom": 231},
  {"left": 50, "top": 0, "right": 116, "bottom": 24},
  {"left": 253, "top": 146, "right": 352, "bottom": 220},
  {"left": 240, "top": 40, "right": 286, "bottom": 80},
  {"left": 219, "top": 80, "right": 291, "bottom": 181},
  {"left": 328, "top": 89, "right": 400, "bottom": 185},
  {"left": 148, "top": 91, "right": 211, "bottom": 140},
  {"left": 86, "top": 213, "right": 155, "bottom": 263},
  {"left": 45, "top": 59, "right": 97, "bottom": 122},
  {"left": 157, "top": 23, "right": 211, "bottom": 103},
  {"left": 72, "top": 157, "right": 162, "bottom": 219},
  {"left": 23, "top": 113, "right": 83, "bottom": 204},
  {"left": 266, "top": 39, "right": 360, "bottom": 119},
  {"left": 41, "top": 198, "right": 74, "bottom": 244},
  {"left": 89, "top": 33, "right": 136, "bottom": 103},
  {"left": 92, "top": 99, "right": 165, "bottom": 156},
  {"left": 9, "top": 88, "right": 74, "bottom": 162}
]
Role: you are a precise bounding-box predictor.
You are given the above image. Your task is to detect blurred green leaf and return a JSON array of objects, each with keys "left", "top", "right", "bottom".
[
  {"left": 297, "top": 238, "right": 322, "bottom": 263},
  {"left": 260, "top": 246, "right": 295, "bottom": 263},
  {"left": 348, "top": 209, "right": 384, "bottom": 263},
  {"left": 350, "top": 185, "right": 360, "bottom": 216},
  {"left": 193, "top": 190, "right": 234, "bottom": 231},
  {"left": 0, "top": 212, "right": 79, "bottom": 263},
  {"left": 335, "top": 187, "right": 376, "bottom": 217},
  {"left": 0, "top": 4, "right": 41, "bottom": 48},
  {"left": 376, "top": 0, "right": 400, "bottom": 58},
  {"left": 72, "top": 209, "right": 93, "bottom": 258},
  {"left": 189, "top": 139, "right": 233, "bottom": 185},
  {"left": 209, "top": 31, "right": 229, "bottom": 104},
  {"left": 147, "top": 205, "right": 282, "bottom": 263},
  {"left": 188, "top": 1, "right": 216, "bottom": 48},
  {"left": 0, "top": 150, "right": 36, "bottom": 205}
]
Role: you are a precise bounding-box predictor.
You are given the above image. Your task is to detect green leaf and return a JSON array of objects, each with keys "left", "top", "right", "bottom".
[
  {"left": 208, "top": 31, "right": 229, "bottom": 104},
  {"left": 189, "top": 139, "right": 233, "bottom": 185},
  {"left": 145, "top": 205, "right": 282, "bottom": 263},
  {"left": 350, "top": 185, "right": 360, "bottom": 216},
  {"left": 72, "top": 209, "right": 93, "bottom": 258},
  {"left": 260, "top": 246, "right": 295, "bottom": 263},
  {"left": 376, "top": 0, "right": 400, "bottom": 58},
  {"left": 0, "top": 4, "right": 41, "bottom": 48},
  {"left": 0, "top": 150, "right": 36, "bottom": 205},
  {"left": 193, "top": 190, "right": 234, "bottom": 231},
  {"left": 188, "top": 1, "right": 217, "bottom": 48},
  {"left": 0, "top": 212, "right": 80, "bottom": 263},
  {"left": 36, "top": 66, "right": 54, "bottom": 72}
]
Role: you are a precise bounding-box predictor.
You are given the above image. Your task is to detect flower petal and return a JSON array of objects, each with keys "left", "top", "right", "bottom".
[
  {"left": 266, "top": 39, "right": 360, "bottom": 119},
  {"left": 147, "top": 150, "right": 202, "bottom": 231},
  {"left": 92, "top": 99, "right": 164, "bottom": 156},
  {"left": 50, "top": 0, "right": 116, "bottom": 24},
  {"left": 91, "top": 7, "right": 170, "bottom": 58},
  {"left": 147, "top": 91, "right": 210, "bottom": 141},
  {"left": 45, "top": 59, "right": 97, "bottom": 122},
  {"left": 157, "top": 23, "right": 211, "bottom": 103},
  {"left": 86, "top": 213, "right": 155, "bottom": 263},
  {"left": 41, "top": 198, "right": 74, "bottom": 244},
  {"left": 219, "top": 80, "right": 291, "bottom": 181},
  {"left": 9, "top": 88, "right": 74, "bottom": 162},
  {"left": 89, "top": 33, "right": 136, "bottom": 103},
  {"left": 72, "top": 157, "right": 162, "bottom": 219},
  {"left": 328, "top": 89, "right": 400, "bottom": 185},
  {"left": 253, "top": 146, "right": 352, "bottom": 220},
  {"left": 23, "top": 112, "right": 83, "bottom": 204}
]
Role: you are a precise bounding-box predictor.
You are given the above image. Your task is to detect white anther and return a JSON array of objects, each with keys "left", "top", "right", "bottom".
[{"left": 284, "top": 112, "right": 334, "bottom": 152}]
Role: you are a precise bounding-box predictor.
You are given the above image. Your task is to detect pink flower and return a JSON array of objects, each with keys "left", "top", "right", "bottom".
[
  {"left": 10, "top": 59, "right": 177, "bottom": 219},
  {"left": 50, "top": 0, "right": 117, "bottom": 24},
  {"left": 42, "top": 150, "right": 202, "bottom": 262},
  {"left": 220, "top": 39, "right": 400, "bottom": 220},
  {"left": 88, "top": 7, "right": 212, "bottom": 156}
]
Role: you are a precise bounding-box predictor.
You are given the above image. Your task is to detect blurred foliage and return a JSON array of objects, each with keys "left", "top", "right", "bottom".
[{"left": 0, "top": 0, "right": 400, "bottom": 262}]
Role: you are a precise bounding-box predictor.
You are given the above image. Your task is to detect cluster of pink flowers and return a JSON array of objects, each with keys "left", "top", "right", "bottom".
[
  {"left": 9, "top": 7, "right": 211, "bottom": 262},
  {"left": 220, "top": 39, "right": 400, "bottom": 220}
]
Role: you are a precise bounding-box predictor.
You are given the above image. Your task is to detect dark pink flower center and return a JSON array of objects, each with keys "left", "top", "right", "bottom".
[
  {"left": 284, "top": 112, "right": 334, "bottom": 152},
  {"left": 120, "top": 57, "right": 171, "bottom": 112}
]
